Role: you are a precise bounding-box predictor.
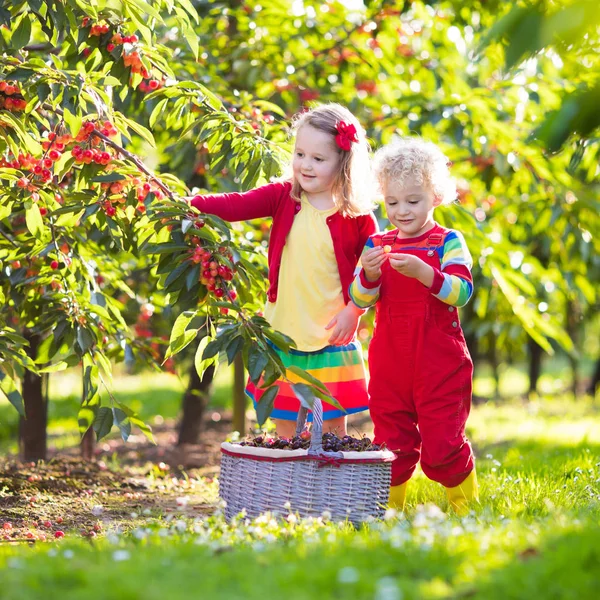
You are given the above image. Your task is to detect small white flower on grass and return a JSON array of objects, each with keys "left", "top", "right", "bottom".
[
  {"left": 337, "top": 566, "right": 359, "bottom": 584},
  {"left": 287, "top": 513, "right": 297, "bottom": 524},
  {"left": 63, "top": 550, "right": 74, "bottom": 560},
  {"left": 7, "top": 558, "right": 24, "bottom": 569},
  {"left": 112, "top": 550, "right": 130, "bottom": 562},
  {"left": 384, "top": 508, "right": 398, "bottom": 520},
  {"left": 374, "top": 576, "right": 402, "bottom": 600},
  {"left": 91, "top": 505, "right": 103, "bottom": 516},
  {"left": 133, "top": 528, "right": 147, "bottom": 540},
  {"left": 283, "top": 501, "right": 291, "bottom": 510},
  {"left": 175, "top": 520, "right": 187, "bottom": 533},
  {"left": 321, "top": 510, "right": 332, "bottom": 521},
  {"left": 143, "top": 508, "right": 152, "bottom": 516},
  {"left": 158, "top": 528, "right": 169, "bottom": 537},
  {"left": 130, "top": 512, "right": 138, "bottom": 519}
]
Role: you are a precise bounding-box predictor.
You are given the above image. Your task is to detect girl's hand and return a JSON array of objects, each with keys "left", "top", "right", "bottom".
[
  {"left": 388, "top": 253, "right": 434, "bottom": 286},
  {"left": 361, "top": 246, "right": 387, "bottom": 282},
  {"left": 325, "top": 303, "right": 363, "bottom": 346}
]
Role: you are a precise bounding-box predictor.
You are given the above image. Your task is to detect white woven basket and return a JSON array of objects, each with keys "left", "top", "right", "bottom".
[{"left": 219, "top": 400, "right": 394, "bottom": 525}]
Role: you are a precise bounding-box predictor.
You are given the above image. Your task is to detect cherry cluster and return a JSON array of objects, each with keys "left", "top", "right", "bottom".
[
  {"left": 190, "top": 242, "right": 236, "bottom": 297},
  {"left": 0, "top": 80, "right": 27, "bottom": 111},
  {"left": 240, "top": 432, "right": 383, "bottom": 452},
  {"left": 98, "top": 176, "right": 165, "bottom": 218}
]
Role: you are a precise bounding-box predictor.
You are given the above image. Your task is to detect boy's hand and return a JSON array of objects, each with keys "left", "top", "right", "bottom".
[
  {"left": 361, "top": 246, "right": 387, "bottom": 282},
  {"left": 388, "top": 253, "right": 434, "bottom": 287},
  {"left": 325, "top": 303, "right": 363, "bottom": 346}
]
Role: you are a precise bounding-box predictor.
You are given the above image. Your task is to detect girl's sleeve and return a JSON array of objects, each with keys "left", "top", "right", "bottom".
[
  {"left": 189, "top": 181, "right": 286, "bottom": 222},
  {"left": 349, "top": 236, "right": 381, "bottom": 309},
  {"left": 429, "top": 230, "right": 474, "bottom": 307}
]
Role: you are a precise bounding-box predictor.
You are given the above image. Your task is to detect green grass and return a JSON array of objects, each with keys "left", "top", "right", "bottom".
[{"left": 1, "top": 394, "right": 599, "bottom": 598}]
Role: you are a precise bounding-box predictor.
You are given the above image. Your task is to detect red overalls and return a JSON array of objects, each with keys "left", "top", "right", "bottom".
[{"left": 368, "top": 229, "right": 475, "bottom": 488}]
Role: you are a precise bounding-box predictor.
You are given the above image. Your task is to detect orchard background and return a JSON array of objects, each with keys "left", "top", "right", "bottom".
[{"left": 0, "top": 1, "right": 599, "bottom": 598}]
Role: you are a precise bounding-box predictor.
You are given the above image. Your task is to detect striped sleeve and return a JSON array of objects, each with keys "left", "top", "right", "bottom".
[
  {"left": 430, "top": 230, "right": 474, "bottom": 307},
  {"left": 349, "top": 237, "right": 381, "bottom": 308}
]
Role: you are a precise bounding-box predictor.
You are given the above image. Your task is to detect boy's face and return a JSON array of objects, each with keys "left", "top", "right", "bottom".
[{"left": 383, "top": 177, "right": 441, "bottom": 238}]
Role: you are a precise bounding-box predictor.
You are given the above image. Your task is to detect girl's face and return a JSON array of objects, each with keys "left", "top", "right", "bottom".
[
  {"left": 383, "top": 176, "right": 441, "bottom": 238},
  {"left": 292, "top": 125, "right": 341, "bottom": 200}
]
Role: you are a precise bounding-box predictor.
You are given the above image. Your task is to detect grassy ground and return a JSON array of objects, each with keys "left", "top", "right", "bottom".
[{"left": 0, "top": 377, "right": 599, "bottom": 598}]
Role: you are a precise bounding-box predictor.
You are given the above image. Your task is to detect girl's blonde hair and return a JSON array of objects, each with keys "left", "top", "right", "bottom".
[
  {"left": 289, "top": 103, "right": 374, "bottom": 217},
  {"left": 373, "top": 137, "right": 457, "bottom": 205}
]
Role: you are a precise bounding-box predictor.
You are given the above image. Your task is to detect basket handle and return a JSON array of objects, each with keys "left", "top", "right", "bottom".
[{"left": 295, "top": 398, "right": 324, "bottom": 453}]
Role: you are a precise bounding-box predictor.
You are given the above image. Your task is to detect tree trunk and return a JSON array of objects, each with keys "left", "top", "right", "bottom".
[
  {"left": 80, "top": 427, "right": 96, "bottom": 461},
  {"left": 566, "top": 299, "right": 580, "bottom": 398},
  {"left": 488, "top": 330, "right": 500, "bottom": 398},
  {"left": 528, "top": 337, "right": 543, "bottom": 396},
  {"left": 177, "top": 360, "right": 215, "bottom": 445},
  {"left": 587, "top": 354, "right": 600, "bottom": 395},
  {"left": 232, "top": 354, "right": 247, "bottom": 434},
  {"left": 19, "top": 333, "right": 47, "bottom": 462}
]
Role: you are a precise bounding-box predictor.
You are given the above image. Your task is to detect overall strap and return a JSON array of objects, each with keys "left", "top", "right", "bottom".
[{"left": 425, "top": 232, "right": 444, "bottom": 256}]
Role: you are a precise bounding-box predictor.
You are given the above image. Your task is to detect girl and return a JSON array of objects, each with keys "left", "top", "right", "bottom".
[
  {"left": 190, "top": 104, "right": 377, "bottom": 438},
  {"left": 350, "top": 137, "right": 478, "bottom": 514}
]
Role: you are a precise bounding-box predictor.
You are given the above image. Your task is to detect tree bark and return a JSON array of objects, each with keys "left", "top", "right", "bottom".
[
  {"left": 80, "top": 426, "right": 96, "bottom": 461},
  {"left": 587, "top": 354, "right": 600, "bottom": 395},
  {"left": 232, "top": 354, "right": 247, "bottom": 434},
  {"left": 528, "top": 337, "right": 543, "bottom": 396},
  {"left": 19, "top": 333, "right": 47, "bottom": 462},
  {"left": 565, "top": 299, "right": 580, "bottom": 398},
  {"left": 177, "top": 360, "right": 215, "bottom": 445}
]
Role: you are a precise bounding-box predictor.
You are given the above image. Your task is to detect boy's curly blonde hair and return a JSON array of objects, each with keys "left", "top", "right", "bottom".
[
  {"left": 372, "top": 137, "right": 457, "bottom": 205},
  {"left": 289, "top": 103, "right": 374, "bottom": 217}
]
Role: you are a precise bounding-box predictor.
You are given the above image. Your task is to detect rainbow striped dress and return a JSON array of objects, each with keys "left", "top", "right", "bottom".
[{"left": 245, "top": 195, "right": 369, "bottom": 422}]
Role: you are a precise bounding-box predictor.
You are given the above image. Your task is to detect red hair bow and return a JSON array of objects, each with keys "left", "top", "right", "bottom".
[{"left": 335, "top": 121, "right": 358, "bottom": 151}]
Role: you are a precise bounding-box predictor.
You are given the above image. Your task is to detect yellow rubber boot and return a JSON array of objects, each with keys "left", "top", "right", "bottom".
[
  {"left": 388, "top": 482, "right": 408, "bottom": 511},
  {"left": 446, "top": 470, "right": 479, "bottom": 516}
]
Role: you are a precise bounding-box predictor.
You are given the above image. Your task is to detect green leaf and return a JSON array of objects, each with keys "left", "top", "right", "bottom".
[
  {"left": 312, "top": 386, "right": 345, "bottom": 413},
  {"left": 225, "top": 335, "right": 244, "bottom": 365},
  {"left": 255, "top": 385, "right": 279, "bottom": 427},
  {"left": 78, "top": 392, "right": 100, "bottom": 434},
  {"left": 164, "top": 329, "right": 197, "bottom": 360},
  {"left": 11, "top": 13, "right": 32, "bottom": 49},
  {"left": 93, "top": 406, "right": 114, "bottom": 441},
  {"left": 76, "top": 327, "right": 94, "bottom": 353},
  {"left": 0, "top": 369, "right": 24, "bottom": 416},
  {"left": 113, "top": 407, "right": 131, "bottom": 442},
  {"left": 129, "top": 415, "right": 155, "bottom": 444},
  {"left": 195, "top": 335, "right": 216, "bottom": 381},
  {"left": 263, "top": 329, "right": 296, "bottom": 353},
  {"left": 247, "top": 344, "right": 269, "bottom": 384},
  {"left": 25, "top": 203, "right": 44, "bottom": 238},
  {"left": 63, "top": 106, "right": 83, "bottom": 138},
  {"left": 287, "top": 365, "right": 329, "bottom": 394},
  {"left": 149, "top": 98, "right": 169, "bottom": 129},
  {"left": 115, "top": 113, "right": 156, "bottom": 147},
  {"left": 291, "top": 383, "right": 315, "bottom": 411},
  {"left": 202, "top": 336, "right": 224, "bottom": 360}
]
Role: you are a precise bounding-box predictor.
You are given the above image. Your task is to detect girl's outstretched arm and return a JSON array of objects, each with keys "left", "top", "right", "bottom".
[{"left": 189, "top": 181, "right": 289, "bottom": 222}]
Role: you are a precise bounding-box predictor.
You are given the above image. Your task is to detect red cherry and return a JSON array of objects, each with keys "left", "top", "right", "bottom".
[
  {"left": 54, "top": 531, "right": 65, "bottom": 538},
  {"left": 214, "top": 288, "right": 224, "bottom": 298},
  {"left": 43, "top": 520, "right": 52, "bottom": 528},
  {"left": 39, "top": 207, "right": 48, "bottom": 216}
]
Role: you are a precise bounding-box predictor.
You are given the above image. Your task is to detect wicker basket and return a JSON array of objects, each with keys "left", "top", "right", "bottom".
[{"left": 219, "top": 399, "right": 395, "bottom": 525}]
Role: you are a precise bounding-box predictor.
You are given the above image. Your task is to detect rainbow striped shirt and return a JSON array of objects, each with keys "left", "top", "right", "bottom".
[{"left": 349, "top": 226, "right": 474, "bottom": 309}]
